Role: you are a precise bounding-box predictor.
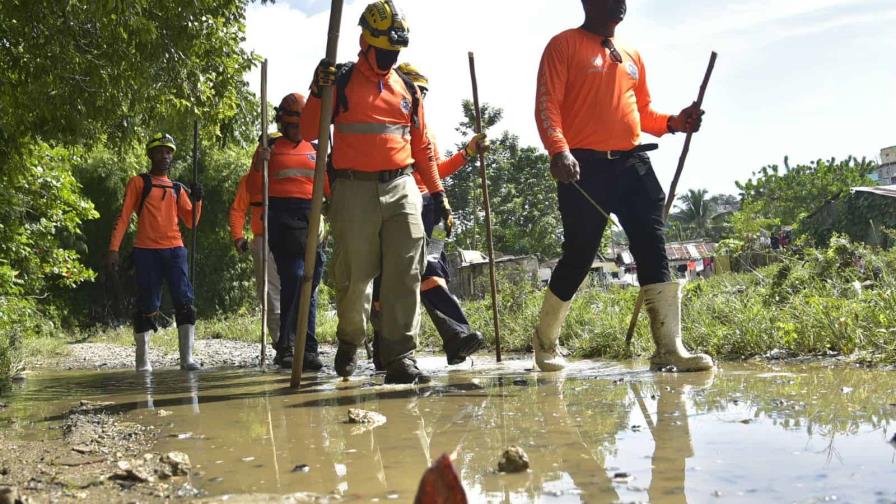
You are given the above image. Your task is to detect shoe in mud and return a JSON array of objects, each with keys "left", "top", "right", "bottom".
[
  {"left": 444, "top": 331, "right": 485, "bottom": 365},
  {"left": 303, "top": 352, "right": 324, "bottom": 372},
  {"left": 385, "top": 357, "right": 431, "bottom": 385},
  {"left": 334, "top": 344, "right": 357, "bottom": 378}
]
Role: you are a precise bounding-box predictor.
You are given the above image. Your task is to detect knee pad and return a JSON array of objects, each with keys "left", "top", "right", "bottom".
[
  {"left": 133, "top": 312, "right": 158, "bottom": 333},
  {"left": 175, "top": 304, "right": 196, "bottom": 326}
]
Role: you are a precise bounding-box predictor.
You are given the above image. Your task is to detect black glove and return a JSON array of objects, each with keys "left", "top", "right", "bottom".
[
  {"left": 190, "top": 182, "right": 204, "bottom": 202},
  {"left": 430, "top": 191, "right": 454, "bottom": 238},
  {"left": 234, "top": 238, "right": 249, "bottom": 254},
  {"left": 311, "top": 58, "right": 337, "bottom": 98}
]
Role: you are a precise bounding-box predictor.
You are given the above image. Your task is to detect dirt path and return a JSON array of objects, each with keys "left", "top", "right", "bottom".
[{"left": 33, "top": 340, "right": 336, "bottom": 372}]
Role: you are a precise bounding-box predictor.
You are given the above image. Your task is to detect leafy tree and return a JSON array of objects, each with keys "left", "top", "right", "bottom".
[
  {"left": 446, "top": 101, "right": 563, "bottom": 260},
  {"left": 735, "top": 156, "right": 877, "bottom": 228}
]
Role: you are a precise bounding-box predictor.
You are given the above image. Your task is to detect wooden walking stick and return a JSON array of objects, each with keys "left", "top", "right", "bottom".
[
  {"left": 625, "top": 51, "right": 718, "bottom": 348},
  {"left": 190, "top": 120, "right": 200, "bottom": 283},
  {"left": 290, "top": 0, "right": 344, "bottom": 389},
  {"left": 468, "top": 52, "right": 502, "bottom": 362},
  {"left": 260, "top": 59, "right": 270, "bottom": 369}
]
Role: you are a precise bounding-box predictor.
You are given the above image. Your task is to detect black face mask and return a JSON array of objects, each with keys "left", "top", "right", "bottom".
[
  {"left": 374, "top": 47, "right": 400, "bottom": 72},
  {"left": 608, "top": 0, "right": 626, "bottom": 23}
]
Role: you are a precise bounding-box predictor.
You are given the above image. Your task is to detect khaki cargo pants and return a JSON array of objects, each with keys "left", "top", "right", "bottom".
[
  {"left": 252, "top": 237, "right": 281, "bottom": 346},
  {"left": 330, "top": 173, "right": 425, "bottom": 365}
]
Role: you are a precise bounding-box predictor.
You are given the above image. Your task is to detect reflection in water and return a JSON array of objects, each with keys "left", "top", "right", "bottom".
[
  {"left": 644, "top": 373, "right": 713, "bottom": 504},
  {"left": 2, "top": 361, "right": 896, "bottom": 502}
]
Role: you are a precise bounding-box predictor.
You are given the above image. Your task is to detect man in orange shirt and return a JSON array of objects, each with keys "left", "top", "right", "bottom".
[
  {"left": 301, "top": 0, "right": 447, "bottom": 384},
  {"left": 368, "top": 62, "right": 488, "bottom": 370},
  {"left": 533, "top": 0, "right": 713, "bottom": 372},
  {"left": 248, "top": 93, "right": 328, "bottom": 370},
  {"left": 229, "top": 169, "right": 281, "bottom": 350},
  {"left": 107, "top": 133, "right": 203, "bottom": 372}
]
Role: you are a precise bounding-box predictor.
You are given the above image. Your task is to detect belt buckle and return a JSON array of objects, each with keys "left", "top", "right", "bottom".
[{"left": 606, "top": 150, "right": 620, "bottom": 160}]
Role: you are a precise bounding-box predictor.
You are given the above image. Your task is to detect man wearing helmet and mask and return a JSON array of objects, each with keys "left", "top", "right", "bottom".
[
  {"left": 367, "top": 62, "right": 488, "bottom": 371},
  {"left": 248, "top": 93, "right": 329, "bottom": 371},
  {"left": 533, "top": 0, "right": 713, "bottom": 372},
  {"left": 107, "top": 133, "right": 203, "bottom": 372},
  {"left": 301, "top": 0, "right": 446, "bottom": 384}
]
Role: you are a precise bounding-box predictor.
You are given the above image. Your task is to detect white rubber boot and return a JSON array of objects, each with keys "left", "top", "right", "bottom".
[
  {"left": 134, "top": 331, "right": 152, "bottom": 372},
  {"left": 177, "top": 324, "right": 201, "bottom": 371},
  {"left": 533, "top": 289, "right": 572, "bottom": 371},
  {"left": 642, "top": 281, "right": 714, "bottom": 372}
]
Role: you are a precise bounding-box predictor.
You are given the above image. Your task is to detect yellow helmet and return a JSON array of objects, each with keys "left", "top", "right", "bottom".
[
  {"left": 359, "top": 0, "right": 409, "bottom": 50},
  {"left": 145, "top": 133, "right": 176, "bottom": 155},
  {"left": 396, "top": 62, "right": 428, "bottom": 93}
]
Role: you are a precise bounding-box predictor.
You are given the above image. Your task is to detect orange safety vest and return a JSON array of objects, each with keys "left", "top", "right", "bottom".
[
  {"left": 249, "top": 137, "right": 327, "bottom": 200},
  {"left": 301, "top": 56, "right": 443, "bottom": 193}
]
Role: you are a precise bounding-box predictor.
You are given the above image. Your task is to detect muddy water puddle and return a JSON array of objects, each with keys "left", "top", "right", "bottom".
[{"left": 3, "top": 357, "right": 896, "bottom": 503}]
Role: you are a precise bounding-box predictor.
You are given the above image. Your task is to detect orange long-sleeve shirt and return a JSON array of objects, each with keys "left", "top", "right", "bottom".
[
  {"left": 536, "top": 29, "right": 671, "bottom": 156},
  {"left": 109, "top": 175, "right": 201, "bottom": 252},
  {"left": 301, "top": 56, "right": 443, "bottom": 194},
  {"left": 413, "top": 136, "right": 467, "bottom": 194},
  {"left": 229, "top": 173, "right": 263, "bottom": 240}
]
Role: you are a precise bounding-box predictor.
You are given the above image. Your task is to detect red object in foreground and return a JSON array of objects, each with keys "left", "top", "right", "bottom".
[{"left": 414, "top": 454, "right": 468, "bottom": 504}]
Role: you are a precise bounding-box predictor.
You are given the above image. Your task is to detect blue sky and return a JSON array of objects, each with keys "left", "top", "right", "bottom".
[{"left": 244, "top": 0, "right": 896, "bottom": 196}]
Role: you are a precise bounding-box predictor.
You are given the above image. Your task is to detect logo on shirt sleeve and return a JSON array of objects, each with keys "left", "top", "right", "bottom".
[
  {"left": 625, "top": 62, "right": 639, "bottom": 81},
  {"left": 400, "top": 98, "right": 412, "bottom": 114}
]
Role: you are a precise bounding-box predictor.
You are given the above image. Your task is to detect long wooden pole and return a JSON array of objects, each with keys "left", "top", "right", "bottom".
[
  {"left": 290, "top": 0, "right": 343, "bottom": 388},
  {"left": 468, "top": 52, "right": 502, "bottom": 362},
  {"left": 260, "top": 59, "right": 269, "bottom": 369},
  {"left": 625, "top": 51, "right": 718, "bottom": 348},
  {"left": 190, "top": 120, "right": 199, "bottom": 283}
]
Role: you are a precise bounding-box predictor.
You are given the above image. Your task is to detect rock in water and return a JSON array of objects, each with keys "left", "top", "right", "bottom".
[
  {"left": 347, "top": 408, "right": 387, "bottom": 425},
  {"left": 497, "top": 446, "right": 530, "bottom": 473},
  {"left": 164, "top": 452, "right": 192, "bottom": 476}
]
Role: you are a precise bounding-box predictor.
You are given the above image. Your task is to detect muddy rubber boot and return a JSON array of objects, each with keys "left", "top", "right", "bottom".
[
  {"left": 532, "top": 289, "right": 572, "bottom": 371},
  {"left": 134, "top": 331, "right": 152, "bottom": 372},
  {"left": 385, "top": 357, "right": 431, "bottom": 385},
  {"left": 177, "top": 324, "right": 201, "bottom": 371},
  {"left": 334, "top": 343, "right": 358, "bottom": 378},
  {"left": 423, "top": 295, "right": 485, "bottom": 365},
  {"left": 643, "top": 281, "right": 714, "bottom": 372}
]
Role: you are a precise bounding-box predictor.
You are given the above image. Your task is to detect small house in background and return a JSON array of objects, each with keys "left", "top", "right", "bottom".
[
  {"left": 609, "top": 241, "right": 719, "bottom": 284},
  {"left": 447, "top": 250, "right": 539, "bottom": 300}
]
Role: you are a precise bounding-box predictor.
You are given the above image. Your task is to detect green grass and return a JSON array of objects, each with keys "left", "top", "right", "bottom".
[{"left": 9, "top": 236, "right": 896, "bottom": 379}]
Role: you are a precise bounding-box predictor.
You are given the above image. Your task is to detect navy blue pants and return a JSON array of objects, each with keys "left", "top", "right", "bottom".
[
  {"left": 549, "top": 150, "right": 671, "bottom": 301},
  {"left": 268, "top": 197, "right": 324, "bottom": 356},
  {"left": 133, "top": 246, "right": 194, "bottom": 316}
]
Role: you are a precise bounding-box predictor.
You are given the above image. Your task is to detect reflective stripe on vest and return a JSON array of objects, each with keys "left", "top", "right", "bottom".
[
  {"left": 275, "top": 167, "right": 316, "bottom": 179},
  {"left": 335, "top": 122, "right": 410, "bottom": 138}
]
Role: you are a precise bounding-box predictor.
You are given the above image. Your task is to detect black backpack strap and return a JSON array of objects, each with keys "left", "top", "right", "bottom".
[
  {"left": 332, "top": 62, "right": 355, "bottom": 122},
  {"left": 137, "top": 173, "right": 153, "bottom": 216},
  {"left": 137, "top": 174, "right": 183, "bottom": 216},
  {"left": 393, "top": 68, "right": 420, "bottom": 128}
]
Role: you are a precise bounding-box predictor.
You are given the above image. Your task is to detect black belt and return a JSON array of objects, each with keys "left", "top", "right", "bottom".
[
  {"left": 580, "top": 143, "right": 658, "bottom": 160},
  {"left": 333, "top": 167, "right": 412, "bottom": 183}
]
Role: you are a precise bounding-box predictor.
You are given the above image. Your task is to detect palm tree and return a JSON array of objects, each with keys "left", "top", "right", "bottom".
[{"left": 671, "top": 189, "right": 714, "bottom": 239}]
